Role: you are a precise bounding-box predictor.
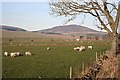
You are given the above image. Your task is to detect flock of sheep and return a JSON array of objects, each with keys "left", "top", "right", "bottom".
[
  {"left": 74, "top": 45, "right": 93, "bottom": 51},
  {"left": 3, "top": 46, "right": 92, "bottom": 57},
  {"left": 3, "top": 47, "right": 51, "bottom": 57},
  {"left": 4, "top": 51, "right": 32, "bottom": 57}
]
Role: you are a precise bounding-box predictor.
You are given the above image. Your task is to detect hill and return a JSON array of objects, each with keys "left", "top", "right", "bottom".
[
  {"left": 37, "top": 24, "right": 106, "bottom": 36},
  {"left": 0, "top": 25, "right": 27, "bottom": 31},
  {"left": 1, "top": 24, "right": 107, "bottom": 38},
  {"left": 38, "top": 24, "right": 97, "bottom": 33}
]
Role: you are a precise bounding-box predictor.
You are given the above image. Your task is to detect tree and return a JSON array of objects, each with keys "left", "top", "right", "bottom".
[
  {"left": 49, "top": 0, "right": 120, "bottom": 54},
  {"left": 80, "top": 36, "right": 84, "bottom": 40}
]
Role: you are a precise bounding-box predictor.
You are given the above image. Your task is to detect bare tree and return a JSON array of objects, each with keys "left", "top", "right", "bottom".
[{"left": 49, "top": 0, "right": 120, "bottom": 54}]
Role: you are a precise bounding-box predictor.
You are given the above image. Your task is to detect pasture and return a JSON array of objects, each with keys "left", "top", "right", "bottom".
[{"left": 2, "top": 38, "right": 111, "bottom": 78}]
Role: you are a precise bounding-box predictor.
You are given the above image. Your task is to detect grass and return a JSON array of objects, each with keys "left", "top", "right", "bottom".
[{"left": 2, "top": 39, "right": 111, "bottom": 78}]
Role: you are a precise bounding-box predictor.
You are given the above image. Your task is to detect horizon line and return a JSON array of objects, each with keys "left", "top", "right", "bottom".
[{"left": 1, "top": 24, "right": 106, "bottom": 32}]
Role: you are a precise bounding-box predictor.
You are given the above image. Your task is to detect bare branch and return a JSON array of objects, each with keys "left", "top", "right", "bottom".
[
  {"left": 103, "top": 2, "right": 115, "bottom": 31},
  {"left": 90, "top": 1, "right": 113, "bottom": 36},
  {"left": 114, "top": 3, "right": 120, "bottom": 33},
  {"left": 106, "top": 2, "right": 118, "bottom": 11},
  {"left": 49, "top": 0, "right": 119, "bottom": 36}
]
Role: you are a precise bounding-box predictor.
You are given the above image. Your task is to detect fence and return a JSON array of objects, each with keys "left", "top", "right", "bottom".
[{"left": 70, "top": 50, "right": 118, "bottom": 79}]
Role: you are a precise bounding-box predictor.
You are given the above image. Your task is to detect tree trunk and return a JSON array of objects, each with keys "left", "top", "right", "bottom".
[
  {"left": 111, "top": 36, "right": 117, "bottom": 54},
  {"left": 116, "top": 34, "right": 120, "bottom": 54},
  {"left": 111, "top": 34, "right": 120, "bottom": 55}
]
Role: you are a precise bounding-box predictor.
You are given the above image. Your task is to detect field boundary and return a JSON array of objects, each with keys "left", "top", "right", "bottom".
[{"left": 72, "top": 51, "right": 119, "bottom": 79}]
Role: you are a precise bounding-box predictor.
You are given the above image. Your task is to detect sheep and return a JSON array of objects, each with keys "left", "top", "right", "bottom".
[
  {"left": 15, "top": 52, "right": 20, "bottom": 56},
  {"left": 74, "top": 47, "right": 80, "bottom": 51},
  {"left": 10, "top": 52, "right": 17, "bottom": 57},
  {"left": 76, "top": 39, "right": 80, "bottom": 41},
  {"left": 74, "top": 46, "right": 85, "bottom": 51},
  {"left": 4, "top": 52, "right": 9, "bottom": 56},
  {"left": 25, "top": 52, "right": 31, "bottom": 56},
  {"left": 19, "top": 43, "right": 22, "bottom": 46},
  {"left": 47, "top": 47, "right": 50, "bottom": 50},
  {"left": 74, "top": 47, "right": 77, "bottom": 51},
  {"left": 79, "top": 46, "right": 85, "bottom": 51},
  {"left": 88, "top": 46, "right": 93, "bottom": 49}
]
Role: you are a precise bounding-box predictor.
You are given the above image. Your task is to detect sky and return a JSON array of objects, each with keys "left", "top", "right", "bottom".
[{"left": 1, "top": 0, "right": 120, "bottom": 32}]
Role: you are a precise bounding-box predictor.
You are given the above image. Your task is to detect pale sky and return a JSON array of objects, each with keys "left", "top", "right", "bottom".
[{"left": 1, "top": 0, "right": 120, "bottom": 32}]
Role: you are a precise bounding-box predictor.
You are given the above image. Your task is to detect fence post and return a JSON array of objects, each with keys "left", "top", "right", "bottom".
[
  {"left": 103, "top": 51, "right": 105, "bottom": 56},
  {"left": 70, "top": 66, "right": 72, "bottom": 79},
  {"left": 100, "top": 52, "right": 102, "bottom": 57},
  {"left": 111, "top": 73, "right": 113, "bottom": 78},
  {"left": 113, "top": 62, "right": 116, "bottom": 78},
  {"left": 82, "top": 62, "right": 85, "bottom": 75}
]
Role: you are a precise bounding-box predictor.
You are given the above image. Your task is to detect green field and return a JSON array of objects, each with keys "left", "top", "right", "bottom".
[{"left": 2, "top": 38, "right": 111, "bottom": 78}]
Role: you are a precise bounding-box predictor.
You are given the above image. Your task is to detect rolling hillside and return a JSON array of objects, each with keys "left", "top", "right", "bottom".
[
  {"left": 38, "top": 24, "right": 98, "bottom": 33},
  {"left": 0, "top": 25, "right": 27, "bottom": 31},
  {"left": 1, "top": 24, "right": 107, "bottom": 38},
  {"left": 37, "top": 24, "right": 106, "bottom": 36}
]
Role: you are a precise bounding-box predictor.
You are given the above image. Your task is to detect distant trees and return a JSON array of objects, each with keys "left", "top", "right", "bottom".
[
  {"left": 80, "top": 36, "right": 84, "bottom": 40},
  {"left": 9, "top": 39, "right": 13, "bottom": 42},
  {"left": 49, "top": 0, "right": 120, "bottom": 54},
  {"left": 31, "top": 40, "right": 34, "bottom": 42},
  {"left": 95, "top": 37, "right": 99, "bottom": 40}
]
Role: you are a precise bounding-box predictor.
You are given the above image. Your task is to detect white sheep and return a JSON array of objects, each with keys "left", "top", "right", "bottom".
[
  {"left": 76, "top": 39, "right": 80, "bottom": 41},
  {"left": 74, "top": 47, "right": 77, "bottom": 51},
  {"left": 74, "top": 46, "right": 85, "bottom": 51},
  {"left": 79, "top": 46, "right": 85, "bottom": 51},
  {"left": 47, "top": 47, "right": 50, "bottom": 50},
  {"left": 88, "top": 46, "right": 93, "bottom": 49},
  {"left": 74, "top": 47, "right": 80, "bottom": 51},
  {"left": 4, "top": 52, "right": 9, "bottom": 56},
  {"left": 19, "top": 43, "right": 22, "bottom": 46},
  {"left": 25, "top": 52, "right": 31, "bottom": 56},
  {"left": 10, "top": 52, "right": 17, "bottom": 57},
  {"left": 15, "top": 52, "right": 20, "bottom": 56}
]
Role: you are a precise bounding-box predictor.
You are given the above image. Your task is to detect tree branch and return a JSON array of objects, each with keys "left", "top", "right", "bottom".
[
  {"left": 103, "top": 2, "right": 115, "bottom": 32},
  {"left": 92, "top": 2, "right": 112, "bottom": 36},
  {"left": 49, "top": 0, "right": 119, "bottom": 36},
  {"left": 114, "top": 3, "right": 120, "bottom": 33},
  {"left": 106, "top": 2, "right": 118, "bottom": 11}
]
